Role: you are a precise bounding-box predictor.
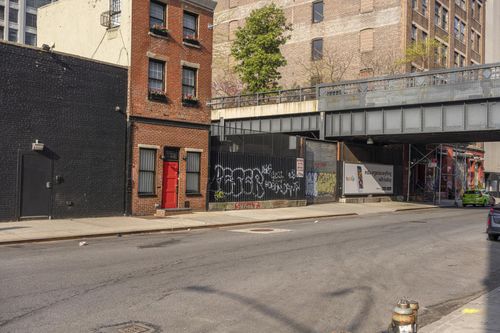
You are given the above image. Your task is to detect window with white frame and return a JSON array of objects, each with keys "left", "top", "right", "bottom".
[
  {"left": 182, "top": 67, "right": 197, "bottom": 99},
  {"left": 183, "top": 11, "right": 198, "bottom": 40},
  {"left": 139, "top": 148, "right": 156, "bottom": 195},
  {"left": 148, "top": 59, "right": 165, "bottom": 92},
  {"left": 150, "top": 1, "right": 166, "bottom": 28},
  {"left": 186, "top": 152, "right": 201, "bottom": 194}
]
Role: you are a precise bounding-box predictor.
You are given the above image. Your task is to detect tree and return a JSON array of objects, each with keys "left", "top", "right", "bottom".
[
  {"left": 296, "top": 47, "right": 354, "bottom": 85},
  {"left": 231, "top": 4, "right": 292, "bottom": 93},
  {"left": 398, "top": 38, "right": 442, "bottom": 70}
]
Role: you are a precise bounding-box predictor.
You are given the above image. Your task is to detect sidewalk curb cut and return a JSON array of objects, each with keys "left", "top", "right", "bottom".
[{"left": 0, "top": 213, "right": 359, "bottom": 246}]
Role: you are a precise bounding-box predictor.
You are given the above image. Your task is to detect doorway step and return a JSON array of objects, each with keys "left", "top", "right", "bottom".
[{"left": 154, "top": 208, "right": 192, "bottom": 217}]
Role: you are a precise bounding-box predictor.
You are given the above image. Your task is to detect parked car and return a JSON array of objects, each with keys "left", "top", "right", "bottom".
[
  {"left": 462, "top": 190, "right": 495, "bottom": 207},
  {"left": 487, "top": 206, "right": 500, "bottom": 241}
]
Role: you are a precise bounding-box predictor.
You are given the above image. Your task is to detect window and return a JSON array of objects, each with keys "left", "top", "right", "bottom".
[
  {"left": 110, "top": 0, "right": 121, "bottom": 28},
  {"left": 441, "top": 44, "right": 448, "bottom": 65},
  {"left": 411, "top": 0, "right": 417, "bottom": 10},
  {"left": 421, "top": 30, "right": 428, "bottom": 41},
  {"left": 182, "top": 67, "right": 197, "bottom": 99},
  {"left": 150, "top": 1, "right": 165, "bottom": 28},
  {"left": 183, "top": 11, "right": 198, "bottom": 40},
  {"left": 311, "top": 38, "right": 323, "bottom": 60},
  {"left": 26, "top": 0, "right": 36, "bottom": 8},
  {"left": 139, "top": 148, "right": 156, "bottom": 195},
  {"left": 421, "top": 0, "right": 428, "bottom": 16},
  {"left": 0, "top": 6, "right": 4, "bottom": 21},
  {"left": 454, "top": 51, "right": 465, "bottom": 67},
  {"left": 9, "top": 8, "right": 18, "bottom": 23},
  {"left": 411, "top": 25, "right": 417, "bottom": 42},
  {"left": 0, "top": 26, "right": 3, "bottom": 40},
  {"left": 186, "top": 152, "right": 201, "bottom": 194},
  {"left": 455, "top": 0, "right": 466, "bottom": 10},
  {"left": 25, "top": 32, "right": 36, "bottom": 45},
  {"left": 442, "top": 8, "right": 449, "bottom": 30},
  {"left": 148, "top": 59, "right": 165, "bottom": 92},
  {"left": 25, "top": 13, "right": 36, "bottom": 28},
  {"left": 312, "top": 1, "right": 323, "bottom": 23},
  {"left": 454, "top": 17, "right": 465, "bottom": 42},
  {"left": 471, "top": 0, "right": 475, "bottom": 18},
  {"left": 434, "top": 2, "right": 449, "bottom": 31},
  {"left": 8, "top": 29, "right": 17, "bottom": 42}
]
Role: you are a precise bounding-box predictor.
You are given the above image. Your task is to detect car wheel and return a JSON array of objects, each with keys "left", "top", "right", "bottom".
[{"left": 488, "top": 234, "right": 499, "bottom": 241}]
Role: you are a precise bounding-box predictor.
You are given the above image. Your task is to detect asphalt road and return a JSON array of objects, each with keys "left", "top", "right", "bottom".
[{"left": 1, "top": 207, "right": 500, "bottom": 333}]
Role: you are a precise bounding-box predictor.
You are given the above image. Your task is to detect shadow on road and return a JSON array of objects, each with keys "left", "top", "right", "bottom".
[{"left": 184, "top": 285, "right": 316, "bottom": 333}]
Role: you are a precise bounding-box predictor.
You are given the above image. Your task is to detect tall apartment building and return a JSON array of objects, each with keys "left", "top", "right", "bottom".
[
  {"left": 213, "top": 0, "right": 487, "bottom": 91},
  {"left": 0, "top": 0, "right": 53, "bottom": 45},
  {"left": 485, "top": 0, "right": 500, "bottom": 62},
  {"left": 38, "top": 0, "right": 216, "bottom": 216}
]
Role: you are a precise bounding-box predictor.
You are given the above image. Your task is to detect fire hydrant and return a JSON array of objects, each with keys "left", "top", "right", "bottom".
[{"left": 388, "top": 298, "right": 418, "bottom": 333}]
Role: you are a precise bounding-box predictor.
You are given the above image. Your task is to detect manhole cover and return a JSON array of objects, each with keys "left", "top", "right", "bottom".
[
  {"left": 96, "top": 321, "right": 160, "bottom": 333},
  {"left": 230, "top": 228, "right": 291, "bottom": 234}
]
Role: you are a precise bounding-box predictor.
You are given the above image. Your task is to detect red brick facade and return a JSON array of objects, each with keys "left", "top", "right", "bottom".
[{"left": 129, "top": 0, "right": 215, "bottom": 215}]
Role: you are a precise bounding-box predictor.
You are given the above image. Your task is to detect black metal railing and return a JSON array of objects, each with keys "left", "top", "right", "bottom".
[
  {"left": 209, "top": 63, "right": 500, "bottom": 110},
  {"left": 209, "top": 86, "right": 316, "bottom": 110}
]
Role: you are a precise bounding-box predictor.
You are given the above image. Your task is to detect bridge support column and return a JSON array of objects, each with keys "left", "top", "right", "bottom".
[
  {"left": 403, "top": 144, "right": 411, "bottom": 202},
  {"left": 319, "top": 111, "right": 325, "bottom": 140}
]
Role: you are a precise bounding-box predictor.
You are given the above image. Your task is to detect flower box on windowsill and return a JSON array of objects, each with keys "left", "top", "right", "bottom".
[
  {"left": 182, "top": 97, "right": 199, "bottom": 107},
  {"left": 150, "top": 26, "right": 169, "bottom": 38},
  {"left": 183, "top": 37, "right": 200, "bottom": 47},
  {"left": 148, "top": 89, "right": 168, "bottom": 103}
]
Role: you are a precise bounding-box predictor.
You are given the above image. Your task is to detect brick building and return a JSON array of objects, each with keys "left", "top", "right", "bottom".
[
  {"left": 38, "top": 0, "right": 217, "bottom": 215},
  {"left": 213, "top": 0, "right": 487, "bottom": 91},
  {"left": 0, "top": 41, "right": 128, "bottom": 221}
]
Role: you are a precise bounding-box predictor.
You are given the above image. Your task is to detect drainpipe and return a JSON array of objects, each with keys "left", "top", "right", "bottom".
[{"left": 407, "top": 144, "right": 411, "bottom": 202}]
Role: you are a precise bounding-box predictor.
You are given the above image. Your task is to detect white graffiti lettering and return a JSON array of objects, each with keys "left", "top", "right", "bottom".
[{"left": 214, "top": 164, "right": 301, "bottom": 199}]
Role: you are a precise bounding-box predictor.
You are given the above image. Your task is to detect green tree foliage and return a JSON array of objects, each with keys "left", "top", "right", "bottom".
[
  {"left": 398, "top": 38, "right": 442, "bottom": 70},
  {"left": 231, "top": 4, "right": 292, "bottom": 93}
]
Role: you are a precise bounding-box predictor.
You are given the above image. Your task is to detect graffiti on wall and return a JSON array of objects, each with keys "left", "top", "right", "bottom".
[
  {"left": 213, "top": 164, "right": 301, "bottom": 200},
  {"left": 306, "top": 172, "right": 336, "bottom": 198}
]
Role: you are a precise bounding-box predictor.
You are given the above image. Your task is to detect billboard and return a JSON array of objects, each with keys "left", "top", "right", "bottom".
[{"left": 343, "top": 162, "right": 394, "bottom": 195}]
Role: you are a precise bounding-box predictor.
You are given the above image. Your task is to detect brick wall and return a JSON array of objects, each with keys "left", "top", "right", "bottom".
[
  {"left": 213, "top": 0, "right": 403, "bottom": 91},
  {"left": 131, "top": 122, "right": 209, "bottom": 215},
  {"left": 129, "top": 0, "right": 214, "bottom": 215},
  {"left": 0, "top": 42, "right": 128, "bottom": 221}
]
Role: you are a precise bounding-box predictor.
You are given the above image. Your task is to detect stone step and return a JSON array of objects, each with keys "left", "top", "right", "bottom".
[{"left": 155, "top": 208, "right": 193, "bottom": 217}]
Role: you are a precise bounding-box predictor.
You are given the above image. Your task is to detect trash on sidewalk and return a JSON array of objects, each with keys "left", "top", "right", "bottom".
[{"left": 79, "top": 241, "right": 88, "bottom": 247}]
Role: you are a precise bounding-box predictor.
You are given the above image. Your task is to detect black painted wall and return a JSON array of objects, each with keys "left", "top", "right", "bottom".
[{"left": 0, "top": 42, "right": 128, "bottom": 221}]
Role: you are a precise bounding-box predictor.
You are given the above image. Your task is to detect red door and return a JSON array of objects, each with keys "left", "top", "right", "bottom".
[{"left": 162, "top": 161, "right": 179, "bottom": 209}]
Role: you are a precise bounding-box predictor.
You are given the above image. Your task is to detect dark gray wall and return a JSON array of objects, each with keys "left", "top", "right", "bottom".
[{"left": 0, "top": 42, "right": 128, "bottom": 221}]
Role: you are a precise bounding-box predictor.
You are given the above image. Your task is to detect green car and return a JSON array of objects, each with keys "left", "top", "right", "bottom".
[{"left": 462, "top": 190, "right": 495, "bottom": 207}]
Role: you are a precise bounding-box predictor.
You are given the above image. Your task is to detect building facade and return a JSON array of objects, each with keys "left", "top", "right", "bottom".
[
  {"left": 213, "top": 0, "right": 487, "bottom": 91},
  {"left": 0, "top": 41, "right": 128, "bottom": 221},
  {"left": 38, "top": 0, "right": 216, "bottom": 216},
  {"left": 485, "top": 0, "right": 500, "bottom": 63},
  {"left": 0, "top": 0, "right": 54, "bottom": 45}
]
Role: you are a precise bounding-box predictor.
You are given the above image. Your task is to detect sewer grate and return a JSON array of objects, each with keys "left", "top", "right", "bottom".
[
  {"left": 250, "top": 228, "right": 275, "bottom": 232},
  {"left": 95, "top": 321, "right": 160, "bottom": 333}
]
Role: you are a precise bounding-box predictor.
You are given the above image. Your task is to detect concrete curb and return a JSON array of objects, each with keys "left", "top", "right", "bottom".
[
  {"left": 394, "top": 206, "right": 437, "bottom": 212},
  {"left": 0, "top": 213, "right": 359, "bottom": 246}
]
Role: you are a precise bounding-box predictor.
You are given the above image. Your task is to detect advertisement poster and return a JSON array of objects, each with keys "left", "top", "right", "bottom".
[
  {"left": 343, "top": 162, "right": 394, "bottom": 195},
  {"left": 296, "top": 158, "right": 304, "bottom": 178}
]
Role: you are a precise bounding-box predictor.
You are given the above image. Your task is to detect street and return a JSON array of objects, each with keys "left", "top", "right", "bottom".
[{"left": 1, "top": 208, "right": 500, "bottom": 333}]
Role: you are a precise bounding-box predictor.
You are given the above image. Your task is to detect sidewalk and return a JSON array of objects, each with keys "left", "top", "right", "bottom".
[
  {"left": 0, "top": 201, "right": 435, "bottom": 245},
  {"left": 420, "top": 287, "right": 500, "bottom": 332}
]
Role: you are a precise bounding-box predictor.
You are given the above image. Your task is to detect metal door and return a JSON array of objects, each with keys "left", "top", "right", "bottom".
[{"left": 20, "top": 153, "right": 52, "bottom": 218}]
